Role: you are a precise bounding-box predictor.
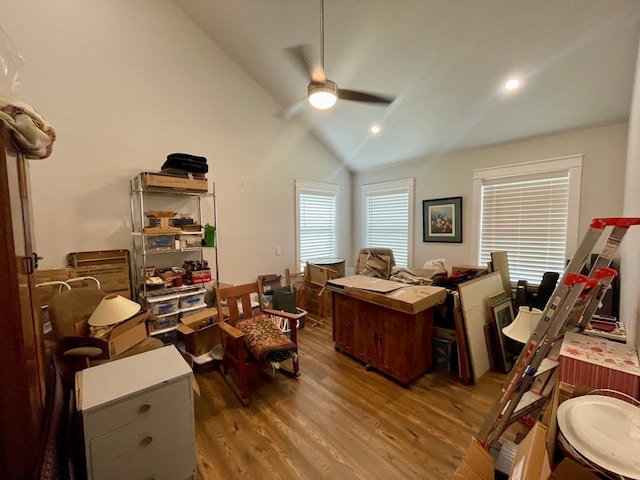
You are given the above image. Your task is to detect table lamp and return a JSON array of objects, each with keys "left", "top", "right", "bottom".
[
  {"left": 502, "top": 306, "right": 543, "bottom": 344},
  {"left": 88, "top": 294, "right": 141, "bottom": 326}
]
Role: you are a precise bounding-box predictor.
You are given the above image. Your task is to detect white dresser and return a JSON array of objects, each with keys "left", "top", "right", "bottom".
[{"left": 75, "top": 346, "right": 196, "bottom": 480}]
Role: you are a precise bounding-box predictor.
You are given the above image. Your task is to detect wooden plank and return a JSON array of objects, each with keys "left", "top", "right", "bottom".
[
  {"left": 67, "top": 249, "right": 129, "bottom": 267},
  {"left": 458, "top": 272, "right": 504, "bottom": 381},
  {"left": 452, "top": 292, "right": 473, "bottom": 384}
]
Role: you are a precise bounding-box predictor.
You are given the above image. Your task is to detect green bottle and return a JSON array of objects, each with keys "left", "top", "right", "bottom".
[{"left": 204, "top": 224, "right": 216, "bottom": 247}]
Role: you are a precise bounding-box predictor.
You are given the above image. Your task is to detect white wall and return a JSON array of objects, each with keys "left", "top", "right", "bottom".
[
  {"left": 1, "top": 0, "right": 351, "bottom": 285},
  {"left": 621, "top": 42, "right": 640, "bottom": 347},
  {"left": 354, "top": 123, "right": 627, "bottom": 271}
]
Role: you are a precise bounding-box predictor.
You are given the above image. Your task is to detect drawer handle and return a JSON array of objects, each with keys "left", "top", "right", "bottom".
[
  {"left": 139, "top": 403, "right": 151, "bottom": 413},
  {"left": 141, "top": 436, "right": 153, "bottom": 446}
]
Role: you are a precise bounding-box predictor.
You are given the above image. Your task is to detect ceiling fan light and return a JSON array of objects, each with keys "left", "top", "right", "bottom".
[{"left": 308, "top": 82, "right": 338, "bottom": 110}]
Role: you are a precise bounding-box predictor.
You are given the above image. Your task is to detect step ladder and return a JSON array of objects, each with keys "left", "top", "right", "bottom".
[{"left": 477, "top": 217, "right": 640, "bottom": 448}]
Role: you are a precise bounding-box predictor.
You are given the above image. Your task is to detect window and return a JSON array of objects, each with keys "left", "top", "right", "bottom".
[
  {"left": 472, "top": 155, "right": 583, "bottom": 285},
  {"left": 362, "top": 179, "right": 414, "bottom": 268},
  {"left": 295, "top": 180, "right": 339, "bottom": 270}
]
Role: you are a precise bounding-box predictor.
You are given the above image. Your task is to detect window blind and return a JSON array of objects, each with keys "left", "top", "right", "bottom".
[
  {"left": 480, "top": 175, "right": 569, "bottom": 285},
  {"left": 297, "top": 186, "right": 337, "bottom": 269},
  {"left": 364, "top": 186, "right": 411, "bottom": 268}
]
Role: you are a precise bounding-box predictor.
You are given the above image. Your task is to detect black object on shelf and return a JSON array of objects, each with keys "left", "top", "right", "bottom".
[{"left": 162, "top": 153, "right": 208, "bottom": 174}]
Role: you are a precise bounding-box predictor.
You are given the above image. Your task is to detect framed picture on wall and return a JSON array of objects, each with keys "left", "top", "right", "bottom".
[{"left": 422, "top": 196, "right": 462, "bottom": 243}]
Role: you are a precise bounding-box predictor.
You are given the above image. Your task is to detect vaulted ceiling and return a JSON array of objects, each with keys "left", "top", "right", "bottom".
[{"left": 174, "top": 0, "right": 640, "bottom": 172}]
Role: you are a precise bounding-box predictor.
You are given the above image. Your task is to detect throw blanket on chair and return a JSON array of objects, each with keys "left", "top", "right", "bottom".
[{"left": 236, "top": 313, "right": 297, "bottom": 363}]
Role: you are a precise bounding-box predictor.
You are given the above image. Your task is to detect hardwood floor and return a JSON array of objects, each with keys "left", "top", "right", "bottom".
[{"left": 193, "top": 320, "right": 506, "bottom": 479}]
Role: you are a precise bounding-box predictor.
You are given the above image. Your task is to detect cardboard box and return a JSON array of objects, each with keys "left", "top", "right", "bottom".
[
  {"left": 412, "top": 268, "right": 437, "bottom": 280},
  {"left": 454, "top": 423, "right": 552, "bottom": 480},
  {"left": 177, "top": 307, "right": 219, "bottom": 356},
  {"left": 191, "top": 269, "right": 212, "bottom": 284},
  {"left": 558, "top": 332, "right": 640, "bottom": 399},
  {"left": 452, "top": 265, "right": 489, "bottom": 276},
  {"left": 97, "top": 310, "right": 150, "bottom": 358},
  {"left": 509, "top": 422, "right": 551, "bottom": 480},
  {"left": 328, "top": 275, "right": 447, "bottom": 314},
  {"left": 549, "top": 458, "right": 600, "bottom": 480},
  {"left": 453, "top": 438, "right": 494, "bottom": 480},
  {"left": 139, "top": 171, "right": 208, "bottom": 192}
]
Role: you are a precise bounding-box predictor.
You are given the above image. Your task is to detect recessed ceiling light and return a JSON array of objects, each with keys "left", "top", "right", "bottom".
[
  {"left": 370, "top": 125, "right": 381, "bottom": 134},
  {"left": 505, "top": 78, "right": 520, "bottom": 91}
]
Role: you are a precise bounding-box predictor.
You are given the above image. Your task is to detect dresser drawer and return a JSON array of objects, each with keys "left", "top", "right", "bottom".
[
  {"left": 88, "top": 399, "right": 195, "bottom": 480},
  {"left": 83, "top": 376, "right": 191, "bottom": 438}
]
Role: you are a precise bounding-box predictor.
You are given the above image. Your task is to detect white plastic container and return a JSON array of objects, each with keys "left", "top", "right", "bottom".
[
  {"left": 146, "top": 294, "right": 180, "bottom": 316},
  {"left": 179, "top": 289, "right": 206, "bottom": 310},
  {"left": 179, "top": 232, "right": 203, "bottom": 250},
  {"left": 144, "top": 234, "right": 175, "bottom": 252},
  {"left": 149, "top": 311, "right": 179, "bottom": 332},
  {"left": 179, "top": 304, "right": 208, "bottom": 319}
]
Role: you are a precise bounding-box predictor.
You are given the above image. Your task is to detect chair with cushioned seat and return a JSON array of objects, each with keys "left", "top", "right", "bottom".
[{"left": 215, "top": 281, "right": 306, "bottom": 405}]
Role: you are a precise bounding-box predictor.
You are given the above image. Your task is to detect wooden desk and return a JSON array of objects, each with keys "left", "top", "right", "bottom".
[{"left": 328, "top": 276, "right": 446, "bottom": 385}]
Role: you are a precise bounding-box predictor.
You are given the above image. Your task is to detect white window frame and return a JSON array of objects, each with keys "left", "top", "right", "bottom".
[
  {"left": 471, "top": 155, "right": 583, "bottom": 283},
  {"left": 361, "top": 178, "right": 414, "bottom": 268},
  {"left": 295, "top": 180, "right": 340, "bottom": 270}
]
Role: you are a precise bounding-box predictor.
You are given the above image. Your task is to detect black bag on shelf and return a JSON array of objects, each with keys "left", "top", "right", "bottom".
[{"left": 162, "top": 153, "right": 208, "bottom": 174}]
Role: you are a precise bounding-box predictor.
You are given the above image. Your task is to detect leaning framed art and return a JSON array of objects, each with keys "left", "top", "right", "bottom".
[
  {"left": 422, "top": 196, "right": 462, "bottom": 243},
  {"left": 489, "top": 296, "right": 516, "bottom": 372}
]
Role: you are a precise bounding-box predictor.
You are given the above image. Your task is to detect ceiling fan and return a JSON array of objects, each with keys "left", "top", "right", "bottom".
[{"left": 282, "top": 0, "right": 395, "bottom": 115}]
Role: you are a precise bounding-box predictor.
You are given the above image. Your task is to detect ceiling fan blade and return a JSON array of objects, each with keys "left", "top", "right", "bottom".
[
  {"left": 337, "top": 88, "right": 395, "bottom": 105},
  {"left": 283, "top": 44, "right": 326, "bottom": 82}
]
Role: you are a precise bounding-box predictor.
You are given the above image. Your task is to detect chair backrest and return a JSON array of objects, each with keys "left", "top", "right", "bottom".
[
  {"left": 535, "top": 272, "right": 560, "bottom": 310},
  {"left": 216, "top": 281, "right": 265, "bottom": 326},
  {"left": 257, "top": 274, "right": 281, "bottom": 293},
  {"left": 48, "top": 287, "right": 107, "bottom": 338}
]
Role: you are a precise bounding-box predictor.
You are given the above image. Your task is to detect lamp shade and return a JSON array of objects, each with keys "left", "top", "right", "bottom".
[
  {"left": 502, "top": 306, "right": 543, "bottom": 344},
  {"left": 88, "top": 294, "right": 141, "bottom": 326}
]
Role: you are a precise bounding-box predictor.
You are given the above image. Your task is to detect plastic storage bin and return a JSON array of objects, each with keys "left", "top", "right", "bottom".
[
  {"left": 149, "top": 311, "right": 179, "bottom": 332},
  {"left": 179, "top": 289, "right": 206, "bottom": 309},
  {"left": 145, "top": 234, "right": 175, "bottom": 252},
  {"left": 146, "top": 294, "right": 180, "bottom": 316},
  {"left": 179, "top": 233, "right": 203, "bottom": 249},
  {"left": 179, "top": 304, "right": 208, "bottom": 319}
]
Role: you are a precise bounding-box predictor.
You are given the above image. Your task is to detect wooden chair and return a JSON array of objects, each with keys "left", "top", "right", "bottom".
[{"left": 215, "top": 281, "right": 305, "bottom": 405}]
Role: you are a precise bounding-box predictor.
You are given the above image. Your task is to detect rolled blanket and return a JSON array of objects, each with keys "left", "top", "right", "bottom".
[
  {"left": 268, "top": 350, "right": 294, "bottom": 363},
  {"left": 0, "top": 96, "right": 56, "bottom": 159}
]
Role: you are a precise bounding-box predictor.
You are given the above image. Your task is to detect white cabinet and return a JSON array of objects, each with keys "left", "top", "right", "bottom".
[
  {"left": 129, "top": 172, "right": 219, "bottom": 337},
  {"left": 76, "top": 346, "right": 196, "bottom": 480}
]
